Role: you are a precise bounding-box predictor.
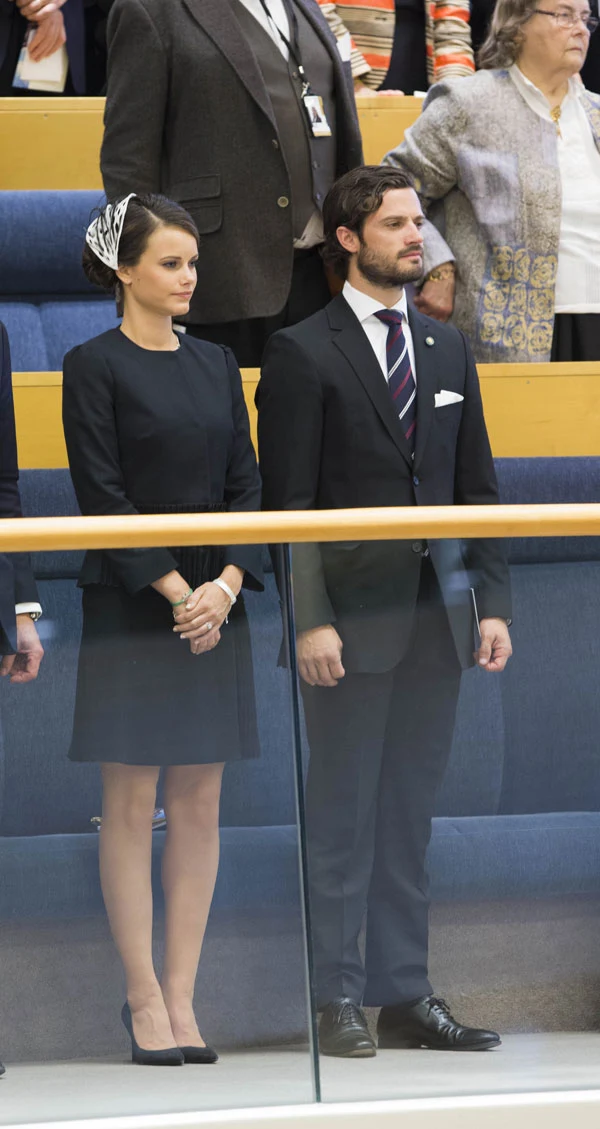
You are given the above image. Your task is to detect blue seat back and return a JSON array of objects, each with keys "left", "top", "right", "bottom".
[{"left": 0, "top": 191, "right": 116, "bottom": 371}]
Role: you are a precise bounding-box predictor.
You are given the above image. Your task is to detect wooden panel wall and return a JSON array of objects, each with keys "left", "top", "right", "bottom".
[
  {"left": 13, "top": 364, "right": 600, "bottom": 469},
  {"left": 0, "top": 96, "right": 421, "bottom": 190}
]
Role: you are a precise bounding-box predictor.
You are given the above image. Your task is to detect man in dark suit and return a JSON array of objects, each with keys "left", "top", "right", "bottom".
[
  {"left": 257, "top": 166, "right": 512, "bottom": 1057},
  {"left": 0, "top": 0, "right": 86, "bottom": 95},
  {"left": 101, "top": 0, "right": 363, "bottom": 366},
  {"left": 0, "top": 323, "right": 43, "bottom": 687},
  {"left": 0, "top": 323, "right": 44, "bottom": 1077}
]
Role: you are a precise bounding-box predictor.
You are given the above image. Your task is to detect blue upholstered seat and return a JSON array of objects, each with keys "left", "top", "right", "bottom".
[{"left": 0, "top": 192, "right": 117, "bottom": 371}]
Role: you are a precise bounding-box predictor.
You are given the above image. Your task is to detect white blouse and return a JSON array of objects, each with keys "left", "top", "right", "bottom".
[{"left": 509, "top": 65, "right": 600, "bottom": 314}]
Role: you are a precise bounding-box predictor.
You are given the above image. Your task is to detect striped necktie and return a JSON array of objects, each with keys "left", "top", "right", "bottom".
[{"left": 375, "top": 308, "right": 417, "bottom": 454}]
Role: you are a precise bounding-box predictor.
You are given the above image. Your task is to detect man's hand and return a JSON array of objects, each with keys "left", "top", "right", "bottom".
[
  {"left": 413, "top": 271, "right": 456, "bottom": 323},
  {"left": 0, "top": 614, "right": 44, "bottom": 685},
  {"left": 16, "top": 0, "right": 66, "bottom": 20},
  {"left": 27, "top": 10, "right": 66, "bottom": 62},
  {"left": 476, "top": 619, "right": 512, "bottom": 673},
  {"left": 354, "top": 81, "right": 404, "bottom": 97},
  {"left": 297, "top": 625, "right": 345, "bottom": 688}
]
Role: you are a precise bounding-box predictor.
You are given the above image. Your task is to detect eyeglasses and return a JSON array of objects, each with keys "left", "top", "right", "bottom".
[{"left": 534, "top": 7, "right": 600, "bottom": 31}]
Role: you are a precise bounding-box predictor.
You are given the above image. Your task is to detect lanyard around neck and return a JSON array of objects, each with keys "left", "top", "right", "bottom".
[{"left": 256, "top": 0, "right": 307, "bottom": 85}]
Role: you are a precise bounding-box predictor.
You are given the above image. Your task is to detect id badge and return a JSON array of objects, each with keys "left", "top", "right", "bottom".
[{"left": 303, "top": 94, "right": 332, "bottom": 138}]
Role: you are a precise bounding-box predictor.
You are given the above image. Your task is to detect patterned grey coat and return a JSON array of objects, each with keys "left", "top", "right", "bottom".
[{"left": 384, "top": 69, "right": 600, "bottom": 362}]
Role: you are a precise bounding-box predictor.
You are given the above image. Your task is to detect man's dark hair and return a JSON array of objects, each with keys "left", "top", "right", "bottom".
[
  {"left": 322, "top": 165, "right": 416, "bottom": 280},
  {"left": 83, "top": 194, "right": 200, "bottom": 316}
]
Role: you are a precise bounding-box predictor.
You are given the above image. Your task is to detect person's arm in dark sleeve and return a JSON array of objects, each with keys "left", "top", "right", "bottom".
[
  {"left": 257, "top": 331, "right": 335, "bottom": 633},
  {"left": 0, "top": 324, "right": 38, "bottom": 605},
  {"left": 100, "top": 0, "right": 167, "bottom": 198},
  {"left": 222, "top": 347, "right": 263, "bottom": 591},
  {"left": 453, "top": 330, "right": 512, "bottom": 622},
  {"left": 62, "top": 345, "right": 178, "bottom": 592}
]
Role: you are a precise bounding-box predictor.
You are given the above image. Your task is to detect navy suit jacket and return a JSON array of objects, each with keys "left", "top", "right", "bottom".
[
  {"left": 0, "top": 0, "right": 86, "bottom": 94},
  {"left": 258, "top": 295, "right": 512, "bottom": 674},
  {"left": 0, "top": 323, "right": 38, "bottom": 656}
]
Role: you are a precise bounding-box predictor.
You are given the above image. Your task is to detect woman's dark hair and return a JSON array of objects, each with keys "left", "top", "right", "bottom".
[
  {"left": 83, "top": 194, "right": 200, "bottom": 316},
  {"left": 322, "top": 165, "right": 417, "bottom": 280}
]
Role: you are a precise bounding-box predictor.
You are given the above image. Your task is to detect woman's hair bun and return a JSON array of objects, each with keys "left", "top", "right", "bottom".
[{"left": 82, "top": 242, "right": 118, "bottom": 294}]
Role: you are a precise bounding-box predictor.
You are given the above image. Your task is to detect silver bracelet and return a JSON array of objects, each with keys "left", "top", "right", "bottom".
[{"left": 212, "top": 577, "right": 237, "bottom": 607}]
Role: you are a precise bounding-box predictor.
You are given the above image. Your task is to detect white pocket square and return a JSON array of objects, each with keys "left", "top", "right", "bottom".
[{"left": 435, "top": 390, "right": 464, "bottom": 407}]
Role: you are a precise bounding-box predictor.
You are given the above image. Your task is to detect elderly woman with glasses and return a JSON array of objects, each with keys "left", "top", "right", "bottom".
[{"left": 384, "top": 0, "right": 600, "bottom": 363}]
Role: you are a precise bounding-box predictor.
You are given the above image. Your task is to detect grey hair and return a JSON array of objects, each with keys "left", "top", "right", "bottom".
[{"left": 477, "top": 0, "right": 536, "bottom": 68}]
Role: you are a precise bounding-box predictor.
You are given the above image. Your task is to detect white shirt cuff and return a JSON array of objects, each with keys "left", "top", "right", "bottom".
[{"left": 15, "top": 603, "right": 42, "bottom": 617}]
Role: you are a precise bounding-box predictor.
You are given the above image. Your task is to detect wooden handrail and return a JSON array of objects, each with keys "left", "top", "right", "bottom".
[{"left": 0, "top": 504, "right": 599, "bottom": 552}]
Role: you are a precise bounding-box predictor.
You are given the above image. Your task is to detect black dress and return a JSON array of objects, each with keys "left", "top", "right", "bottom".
[{"left": 62, "top": 330, "right": 263, "bottom": 766}]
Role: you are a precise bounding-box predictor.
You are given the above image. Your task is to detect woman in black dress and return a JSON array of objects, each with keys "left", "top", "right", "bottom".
[{"left": 63, "top": 194, "right": 263, "bottom": 1066}]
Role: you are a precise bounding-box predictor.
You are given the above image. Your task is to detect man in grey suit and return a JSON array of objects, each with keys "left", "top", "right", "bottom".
[{"left": 101, "top": 0, "right": 363, "bottom": 365}]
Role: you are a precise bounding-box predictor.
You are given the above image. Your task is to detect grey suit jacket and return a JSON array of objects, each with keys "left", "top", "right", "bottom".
[{"left": 101, "top": 0, "right": 363, "bottom": 324}]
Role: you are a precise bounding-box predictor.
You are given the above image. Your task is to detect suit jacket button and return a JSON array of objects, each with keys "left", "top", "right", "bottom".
[
  {"left": 272, "top": 139, "right": 280, "bottom": 150},
  {"left": 412, "top": 541, "right": 423, "bottom": 554},
  {"left": 413, "top": 475, "right": 420, "bottom": 486},
  {"left": 277, "top": 196, "right": 290, "bottom": 208}
]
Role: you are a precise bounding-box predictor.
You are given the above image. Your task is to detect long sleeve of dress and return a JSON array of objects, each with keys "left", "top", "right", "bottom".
[
  {"left": 0, "top": 324, "right": 38, "bottom": 605},
  {"left": 62, "top": 344, "right": 178, "bottom": 593},
  {"left": 317, "top": 2, "right": 372, "bottom": 79},
  {"left": 383, "top": 79, "right": 468, "bottom": 273},
  {"left": 428, "top": 0, "right": 474, "bottom": 83}
]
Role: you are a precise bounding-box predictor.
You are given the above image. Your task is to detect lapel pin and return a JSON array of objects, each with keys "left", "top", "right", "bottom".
[{"left": 425, "top": 336, "right": 435, "bottom": 347}]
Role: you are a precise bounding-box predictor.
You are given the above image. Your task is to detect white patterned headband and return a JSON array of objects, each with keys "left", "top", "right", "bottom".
[{"left": 85, "top": 193, "right": 137, "bottom": 271}]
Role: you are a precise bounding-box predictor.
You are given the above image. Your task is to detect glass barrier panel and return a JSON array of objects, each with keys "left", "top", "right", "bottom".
[
  {"left": 0, "top": 539, "right": 317, "bottom": 1121},
  {"left": 287, "top": 533, "right": 600, "bottom": 1104}
]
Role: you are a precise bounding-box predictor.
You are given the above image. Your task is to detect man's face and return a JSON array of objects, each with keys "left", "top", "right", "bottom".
[{"left": 349, "top": 187, "right": 425, "bottom": 288}]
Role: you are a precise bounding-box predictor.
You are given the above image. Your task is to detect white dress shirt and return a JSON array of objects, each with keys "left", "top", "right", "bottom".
[
  {"left": 236, "top": 0, "right": 291, "bottom": 59},
  {"left": 342, "top": 281, "right": 417, "bottom": 383},
  {"left": 509, "top": 65, "right": 600, "bottom": 314}
]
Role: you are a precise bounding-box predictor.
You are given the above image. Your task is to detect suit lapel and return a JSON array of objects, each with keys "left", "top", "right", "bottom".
[
  {"left": 328, "top": 296, "right": 414, "bottom": 469},
  {"left": 410, "top": 306, "right": 439, "bottom": 471},
  {"left": 182, "top": 0, "right": 277, "bottom": 128}
]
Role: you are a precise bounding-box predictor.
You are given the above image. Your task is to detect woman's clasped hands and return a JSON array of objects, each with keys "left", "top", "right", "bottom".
[{"left": 172, "top": 582, "right": 232, "bottom": 656}]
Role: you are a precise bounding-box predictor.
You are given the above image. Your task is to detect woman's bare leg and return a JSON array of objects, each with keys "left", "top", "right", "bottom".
[
  {"left": 161, "top": 762, "right": 225, "bottom": 1046},
  {"left": 100, "top": 762, "right": 176, "bottom": 1050}
]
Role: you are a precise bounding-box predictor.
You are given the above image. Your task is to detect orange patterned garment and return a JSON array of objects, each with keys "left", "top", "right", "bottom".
[{"left": 318, "top": 0, "right": 474, "bottom": 87}]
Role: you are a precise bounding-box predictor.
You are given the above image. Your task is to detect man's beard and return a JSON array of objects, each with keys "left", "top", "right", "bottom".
[{"left": 357, "top": 241, "right": 424, "bottom": 288}]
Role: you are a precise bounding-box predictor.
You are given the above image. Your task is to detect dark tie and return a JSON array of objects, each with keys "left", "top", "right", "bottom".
[{"left": 375, "top": 308, "right": 417, "bottom": 454}]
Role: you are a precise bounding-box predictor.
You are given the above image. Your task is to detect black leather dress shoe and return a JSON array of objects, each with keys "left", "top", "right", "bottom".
[
  {"left": 0, "top": 1060, "right": 5, "bottom": 1076},
  {"left": 378, "top": 996, "right": 501, "bottom": 1051},
  {"left": 319, "top": 997, "right": 377, "bottom": 1058}
]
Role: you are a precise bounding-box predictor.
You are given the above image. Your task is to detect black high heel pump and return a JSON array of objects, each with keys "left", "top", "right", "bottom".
[
  {"left": 179, "top": 1044, "right": 219, "bottom": 1064},
  {"left": 121, "top": 1003, "right": 184, "bottom": 1066}
]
